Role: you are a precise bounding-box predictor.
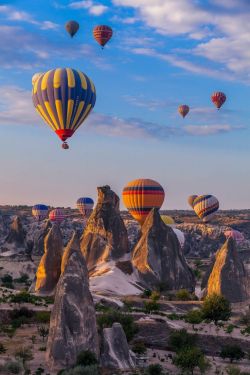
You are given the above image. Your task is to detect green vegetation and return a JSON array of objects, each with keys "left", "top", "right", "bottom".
[
  {"left": 143, "top": 300, "right": 160, "bottom": 313},
  {"left": 3, "top": 359, "right": 23, "bottom": 374},
  {"left": 142, "top": 289, "right": 152, "bottom": 298},
  {"left": 76, "top": 351, "right": 98, "bottom": 367},
  {"left": 132, "top": 341, "right": 147, "bottom": 355},
  {"left": 176, "top": 288, "right": 192, "bottom": 301},
  {"left": 37, "top": 325, "right": 49, "bottom": 342},
  {"left": 60, "top": 365, "right": 99, "bottom": 375},
  {"left": 201, "top": 293, "right": 231, "bottom": 325},
  {"left": 169, "top": 329, "right": 196, "bottom": 351},
  {"left": 1, "top": 274, "right": 14, "bottom": 289},
  {"left": 220, "top": 345, "right": 245, "bottom": 363},
  {"left": 34, "top": 311, "right": 51, "bottom": 324},
  {"left": 144, "top": 364, "right": 164, "bottom": 375},
  {"left": 15, "top": 346, "right": 33, "bottom": 367},
  {"left": 185, "top": 309, "right": 203, "bottom": 329},
  {"left": 97, "top": 310, "right": 138, "bottom": 341},
  {"left": 0, "top": 342, "right": 6, "bottom": 354},
  {"left": 173, "top": 347, "right": 210, "bottom": 375}
]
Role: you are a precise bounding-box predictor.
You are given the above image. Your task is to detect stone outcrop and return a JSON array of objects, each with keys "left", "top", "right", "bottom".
[
  {"left": 80, "top": 185, "right": 129, "bottom": 270},
  {"left": 132, "top": 208, "right": 195, "bottom": 291},
  {"left": 101, "top": 323, "right": 135, "bottom": 370},
  {"left": 32, "top": 221, "right": 52, "bottom": 256},
  {"left": 35, "top": 224, "right": 63, "bottom": 295},
  {"left": 5, "top": 216, "right": 25, "bottom": 247},
  {"left": 206, "top": 237, "right": 248, "bottom": 302},
  {"left": 46, "top": 232, "right": 99, "bottom": 371}
]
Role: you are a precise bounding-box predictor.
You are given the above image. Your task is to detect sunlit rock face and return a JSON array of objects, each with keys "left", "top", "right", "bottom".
[
  {"left": 5, "top": 216, "right": 26, "bottom": 247},
  {"left": 35, "top": 224, "right": 63, "bottom": 295},
  {"left": 132, "top": 208, "right": 195, "bottom": 291},
  {"left": 206, "top": 237, "right": 248, "bottom": 303},
  {"left": 80, "top": 185, "right": 129, "bottom": 271},
  {"left": 101, "top": 322, "right": 135, "bottom": 370},
  {"left": 46, "top": 232, "right": 99, "bottom": 372}
]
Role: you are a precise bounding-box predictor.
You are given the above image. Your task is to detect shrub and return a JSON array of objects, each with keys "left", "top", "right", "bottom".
[
  {"left": 14, "top": 274, "right": 29, "bottom": 284},
  {"left": 226, "top": 365, "right": 241, "bottom": 375},
  {"left": 150, "top": 291, "right": 160, "bottom": 301},
  {"left": 142, "top": 289, "right": 152, "bottom": 298},
  {"left": 37, "top": 325, "right": 49, "bottom": 342},
  {"left": 1, "top": 274, "right": 13, "bottom": 284},
  {"left": 61, "top": 365, "right": 99, "bottom": 375},
  {"left": 11, "top": 307, "right": 34, "bottom": 319},
  {"left": 185, "top": 309, "right": 203, "bottom": 328},
  {"left": 132, "top": 341, "right": 147, "bottom": 355},
  {"left": 176, "top": 289, "right": 191, "bottom": 301},
  {"left": 144, "top": 364, "right": 164, "bottom": 375},
  {"left": 76, "top": 351, "right": 98, "bottom": 367},
  {"left": 173, "top": 347, "right": 210, "bottom": 375},
  {"left": 169, "top": 329, "right": 196, "bottom": 352},
  {"left": 4, "top": 360, "right": 23, "bottom": 374},
  {"left": 10, "top": 291, "right": 33, "bottom": 304},
  {"left": 35, "top": 311, "right": 51, "bottom": 324},
  {"left": 97, "top": 310, "right": 138, "bottom": 341},
  {"left": 220, "top": 345, "right": 245, "bottom": 363},
  {"left": 144, "top": 301, "right": 160, "bottom": 313},
  {"left": 201, "top": 293, "right": 231, "bottom": 325}
]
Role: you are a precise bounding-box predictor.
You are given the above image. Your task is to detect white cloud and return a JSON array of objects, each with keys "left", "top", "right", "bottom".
[
  {"left": 69, "top": 0, "right": 108, "bottom": 15},
  {"left": 184, "top": 124, "right": 244, "bottom": 136}
]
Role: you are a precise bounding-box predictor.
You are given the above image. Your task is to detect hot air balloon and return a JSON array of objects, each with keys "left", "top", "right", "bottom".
[
  {"left": 193, "top": 195, "right": 219, "bottom": 223},
  {"left": 224, "top": 229, "right": 245, "bottom": 243},
  {"left": 62, "top": 142, "right": 69, "bottom": 150},
  {"left": 122, "top": 178, "right": 165, "bottom": 225},
  {"left": 65, "top": 21, "right": 79, "bottom": 37},
  {"left": 32, "top": 72, "right": 43, "bottom": 86},
  {"left": 161, "top": 215, "right": 175, "bottom": 226},
  {"left": 49, "top": 208, "right": 65, "bottom": 224},
  {"left": 211, "top": 92, "right": 226, "bottom": 109},
  {"left": 76, "top": 197, "right": 94, "bottom": 217},
  {"left": 173, "top": 228, "right": 185, "bottom": 249},
  {"left": 178, "top": 105, "right": 189, "bottom": 118},
  {"left": 32, "top": 204, "right": 48, "bottom": 221},
  {"left": 93, "top": 25, "right": 113, "bottom": 48},
  {"left": 32, "top": 68, "right": 96, "bottom": 149},
  {"left": 188, "top": 195, "right": 198, "bottom": 208}
]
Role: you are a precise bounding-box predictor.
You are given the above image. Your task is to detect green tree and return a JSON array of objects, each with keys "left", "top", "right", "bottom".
[
  {"left": 144, "top": 364, "right": 164, "bottom": 375},
  {"left": 76, "top": 351, "right": 98, "bottom": 367},
  {"left": 169, "top": 329, "right": 196, "bottom": 352},
  {"left": 176, "top": 289, "right": 191, "bottom": 301},
  {"left": 132, "top": 341, "right": 147, "bottom": 355},
  {"left": 201, "top": 294, "right": 231, "bottom": 325},
  {"left": 185, "top": 309, "right": 203, "bottom": 329},
  {"left": 174, "top": 347, "right": 209, "bottom": 375},
  {"left": 143, "top": 301, "right": 160, "bottom": 313},
  {"left": 220, "top": 345, "right": 245, "bottom": 363},
  {"left": 37, "top": 326, "right": 49, "bottom": 342}
]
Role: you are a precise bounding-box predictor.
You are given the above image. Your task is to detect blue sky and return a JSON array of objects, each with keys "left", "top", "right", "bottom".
[{"left": 0, "top": 0, "right": 249, "bottom": 209}]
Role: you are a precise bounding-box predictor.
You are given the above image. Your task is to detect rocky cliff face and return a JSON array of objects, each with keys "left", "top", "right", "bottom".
[
  {"left": 101, "top": 323, "right": 135, "bottom": 370},
  {"left": 81, "top": 185, "right": 129, "bottom": 270},
  {"left": 35, "top": 224, "right": 63, "bottom": 295},
  {"left": 132, "top": 208, "right": 195, "bottom": 291},
  {"left": 32, "top": 220, "right": 52, "bottom": 256},
  {"left": 46, "top": 232, "right": 99, "bottom": 371},
  {"left": 5, "top": 216, "right": 26, "bottom": 247},
  {"left": 206, "top": 238, "right": 248, "bottom": 302}
]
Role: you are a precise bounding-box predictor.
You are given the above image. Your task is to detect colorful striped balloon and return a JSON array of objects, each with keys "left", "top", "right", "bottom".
[
  {"left": 32, "top": 68, "right": 96, "bottom": 148},
  {"left": 32, "top": 204, "right": 48, "bottom": 221},
  {"left": 193, "top": 195, "right": 219, "bottom": 223},
  {"left": 93, "top": 25, "right": 113, "bottom": 48},
  {"left": 76, "top": 197, "right": 94, "bottom": 217},
  {"left": 187, "top": 195, "right": 198, "bottom": 208},
  {"left": 178, "top": 104, "right": 189, "bottom": 118},
  {"left": 122, "top": 178, "right": 165, "bottom": 225},
  {"left": 211, "top": 92, "right": 226, "bottom": 109},
  {"left": 49, "top": 208, "right": 65, "bottom": 224},
  {"left": 224, "top": 229, "right": 245, "bottom": 243}
]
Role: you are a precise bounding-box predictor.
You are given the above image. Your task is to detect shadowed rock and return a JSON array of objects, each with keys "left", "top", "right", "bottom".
[
  {"left": 206, "top": 237, "right": 248, "bottom": 302},
  {"left": 35, "top": 224, "right": 63, "bottom": 295},
  {"left": 101, "top": 322, "right": 135, "bottom": 370},
  {"left": 80, "top": 185, "right": 129, "bottom": 270},
  {"left": 132, "top": 208, "right": 195, "bottom": 291},
  {"left": 46, "top": 232, "right": 99, "bottom": 371},
  {"left": 32, "top": 220, "right": 52, "bottom": 256},
  {"left": 5, "top": 216, "right": 25, "bottom": 247}
]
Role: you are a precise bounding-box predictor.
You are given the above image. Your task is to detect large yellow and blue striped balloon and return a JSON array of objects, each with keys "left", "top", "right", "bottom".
[
  {"left": 193, "top": 195, "right": 219, "bottom": 223},
  {"left": 32, "top": 68, "right": 96, "bottom": 147},
  {"left": 122, "top": 178, "right": 165, "bottom": 225}
]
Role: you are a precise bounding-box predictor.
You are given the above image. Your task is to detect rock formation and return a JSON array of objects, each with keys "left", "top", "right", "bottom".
[
  {"left": 46, "top": 232, "right": 99, "bottom": 371},
  {"left": 35, "top": 224, "right": 63, "bottom": 295},
  {"left": 132, "top": 208, "right": 195, "bottom": 291},
  {"left": 80, "top": 185, "right": 129, "bottom": 270},
  {"left": 32, "top": 220, "right": 52, "bottom": 256},
  {"left": 206, "top": 237, "right": 248, "bottom": 302},
  {"left": 5, "top": 216, "right": 25, "bottom": 247},
  {"left": 101, "top": 323, "right": 135, "bottom": 370}
]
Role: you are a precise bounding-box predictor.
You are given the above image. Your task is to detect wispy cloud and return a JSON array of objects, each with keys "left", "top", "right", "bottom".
[
  {"left": 185, "top": 124, "right": 245, "bottom": 136},
  {"left": 123, "top": 94, "right": 177, "bottom": 111},
  {"left": 69, "top": 0, "right": 108, "bottom": 15}
]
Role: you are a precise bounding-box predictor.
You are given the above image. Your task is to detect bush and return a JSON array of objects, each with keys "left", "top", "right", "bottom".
[
  {"left": 144, "top": 301, "right": 160, "bottom": 313},
  {"left": 185, "top": 309, "right": 203, "bottom": 328},
  {"left": 14, "top": 274, "right": 29, "bottom": 284},
  {"left": 144, "top": 364, "right": 164, "bottom": 375},
  {"left": 76, "top": 351, "right": 98, "bottom": 367},
  {"left": 97, "top": 311, "right": 138, "bottom": 341},
  {"left": 1, "top": 274, "right": 13, "bottom": 284},
  {"left": 173, "top": 347, "right": 210, "bottom": 374},
  {"left": 61, "top": 365, "right": 99, "bottom": 375},
  {"left": 10, "top": 291, "right": 33, "bottom": 304},
  {"left": 176, "top": 289, "right": 192, "bottom": 301},
  {"left": 4, "top": 360, "right": 23, "bottom": 374},
  {"left": 11, "top": 307, "right": 34, "bottom": 320},
  {"left": 226, "top": 365, "right": 241, "bottom": 375},
  {"left": 142, "top": 289, "right": 152, "bottom": 298},
  {"left": 35, "top": 311, "right": 51, "bottom": 324},
  {"left": 169, "top": 329, "right": 196, "bottom": 352},
  {"left": 202, "top": 294, "right": 231, "bottom": 325},
  {"left": 150, "top": 291, "right": 160, "bottom": 301},
  {"left": 132, "top": 341, "right": 147, "bottom": 355},
  {"left": 220, "top": 345, "right": 245, "bottom": 363}
]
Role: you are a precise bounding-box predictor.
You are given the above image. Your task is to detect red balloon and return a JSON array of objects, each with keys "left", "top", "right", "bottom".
[
  {"left": 93, "top": 25, "right": 113, "bottom": 48},
  {"left": 211, "top": 92, "right": 226, "bottom": 109},
  {"left": 178, "top": 105, "right": 189, "bottom": 118}
]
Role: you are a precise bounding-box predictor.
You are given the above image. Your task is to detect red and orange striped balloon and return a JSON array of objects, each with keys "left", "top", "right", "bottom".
[
  {"left": 122, "top": 178, "right": 165, "bottom": 225},
  {"left": 93, "top": 25, "right": 113, "bottom": 48}
]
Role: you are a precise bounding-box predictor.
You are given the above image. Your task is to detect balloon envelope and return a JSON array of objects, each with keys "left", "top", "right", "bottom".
[
  {"left": 188, "top": 195, "right": 198, "bottom": 208},
  {"left": 32, "top": 204, "right": 48, "bottom": 221},
  {"left": 49, "top": 208, "right": 65, "bottom": 224},
  {"left": 32, "top": 68, "right": 96, "bottom": 146},
  {"left": 193, "top": 195, "right": 219, "bottom": 222},
  {"left": 76, "top": 197, "right": 94, "bottom": 217},
  {"left": 32, "top": 72, "right": 43, "bottom": 86},
  {"left": 65, "top": 21, "right": 79, "bottom": 37},
  {"left": 211, "top": 92, "right": 226, "bottom": 109},
  {"left": 161, "top": 215, "right": 175, "bottom": 226},
  {"left": 122, "top": 178, "right": 165, "bottom": 225},
  {"left": 224, "top": 229, "right": 245, "bottom": 243},
  {"left": 93, "top": 25, "right": 113, "bottom": 47},
  {"left": 178, "top": 105, "right": 189, "bottom": 118}
]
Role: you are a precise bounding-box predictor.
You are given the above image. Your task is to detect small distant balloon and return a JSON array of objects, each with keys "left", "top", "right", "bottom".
[
  {"left": 76, "top": 197, "right": 94, "bottom": 218},
  {"left": 193, "top": 195, "right": 219, "bottom": 223},
  {"left": 224, "top": 229, "right": 245, "bottom": 243},
  {"left": 32, "top": 72, "right": 43, "bottom": 86},
  {"left": 122, "top": 178, "right": 165, "bottom": 225},
  {"left": 32, "top": 204, "right": 48, "bottom": 221},
  {"left": 93, "top": 25, "right": 113, "bottom": 48},
  {"left": 211, "top": 92, "right": 226, "bottom": 109},
  {"left": 161, "top": 215, "right": 175, "bottom": 226},
  {"left": 178, "top": 105, "right": 189, "bottom": 118},
  {"left": 65, "top": 20, "right": 79, "bottom": 37},
  {"left": 188, "top": 195, "right": 198, "bottom": 208},
  {"left": 49, "top": 208, "right": 65, "bottom": 224}
]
